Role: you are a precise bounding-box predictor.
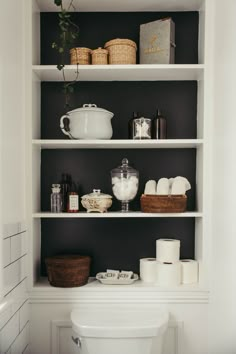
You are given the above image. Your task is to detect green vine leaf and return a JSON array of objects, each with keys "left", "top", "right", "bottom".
[
  {"left": 54, "top": 0, "right": 62, "bottom": 6},
  {"left": 52, "top": 0, "right": 80, "bottom": 108}
]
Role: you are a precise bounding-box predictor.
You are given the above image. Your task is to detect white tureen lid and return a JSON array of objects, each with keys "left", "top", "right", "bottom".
[
  {"left": 69, "top": 104, "right": 113, "bottom": 116},
  {"left": 81, "top": 189, "right": 112, "bottom": 200}
]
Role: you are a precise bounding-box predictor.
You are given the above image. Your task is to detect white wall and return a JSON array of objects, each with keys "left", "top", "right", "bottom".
[
  {"left": 210, "top": 0, "right": 236, "bottom": 353},
  {"left": 0, "top": 0, "right": 29, "bottom": 352}
]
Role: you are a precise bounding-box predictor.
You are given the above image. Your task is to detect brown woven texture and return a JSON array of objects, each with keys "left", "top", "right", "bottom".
[
  {"left": 104, "top": 38, "right": 137, "bottom": 64},
  {"left": 140, "top": 194, "right": 187, "bottom": 213},
  {"left": 45, "top": 255, "right": 91, "bottom": 287},
  {"left": 70, "top": 47, "right": 91, "bottom": 65},
  {"left": 91, "top": 47, "right": 108, "bottom": 65}
]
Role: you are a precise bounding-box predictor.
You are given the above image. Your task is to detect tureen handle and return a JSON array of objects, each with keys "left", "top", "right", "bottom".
[
  {"left": 60, "top": 115, "right": 74, "bottom": 139},
  {"left": 83, "top": 104, "right": 97, "bottom": 108}
]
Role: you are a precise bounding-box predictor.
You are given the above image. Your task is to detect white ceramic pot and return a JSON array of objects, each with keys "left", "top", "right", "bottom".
[
  {"left": 60, "top": 104, "right": 114, "bottom": 139},
  {"left": 81, "top": 189, "right": 112, "bottom": 213}
]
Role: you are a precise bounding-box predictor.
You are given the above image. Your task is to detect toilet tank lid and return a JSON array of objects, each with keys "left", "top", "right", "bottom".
[{"left": 71, "top": 308, "right": 169, "bottom": 338}]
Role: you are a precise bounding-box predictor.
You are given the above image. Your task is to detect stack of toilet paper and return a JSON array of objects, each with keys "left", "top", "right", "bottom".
[
  {"left": 144, "top": 176, "right": 191, "bottom": 195},
  {"left": 140, "top": 239, "right": 198, "bottom": 286}
]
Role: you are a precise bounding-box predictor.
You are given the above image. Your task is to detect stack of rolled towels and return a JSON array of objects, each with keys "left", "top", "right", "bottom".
[
  {"left": 144, "top": 176, "right": 191, "bottom": 195},
  {"left": 140, "top": 239, "right": 198, "bottom": 286}
]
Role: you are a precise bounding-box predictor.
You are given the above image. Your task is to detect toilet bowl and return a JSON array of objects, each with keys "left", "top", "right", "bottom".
[{"left": 71, "top": 307, "right": 169, "bottom": 354}]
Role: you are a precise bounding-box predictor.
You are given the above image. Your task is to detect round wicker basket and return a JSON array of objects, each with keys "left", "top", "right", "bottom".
[
  {"left": 45, "top": 255, "right": 91, "bottom": 287},
  {"left": 104, "top": 38, "right": 137, "bottom": 65},
  {"left": 70, "top": 47, "right": 91, "bottom": 65},
  {"left": 91, "top": 47, "right": 108, "bottom": 65}
]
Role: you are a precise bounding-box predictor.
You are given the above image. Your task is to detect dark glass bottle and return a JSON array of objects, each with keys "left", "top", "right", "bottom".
[
  {"left": 128, "top": 111, "right": 140, "bottom": 139},
  {"left": 60, "top": 173, "right": 71, "bottom": 212},
  {"left": 153, "top": 109, "right": 167, "bottom": 139}
]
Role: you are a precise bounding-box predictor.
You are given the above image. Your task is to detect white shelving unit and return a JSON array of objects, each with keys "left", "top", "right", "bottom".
[
  {"left": 26, "top": 0, "right": 212, "bottom": 296},
  {"left": 33, "top": 211, "right": 203, "bottom": 218},
  {"left": 33, "top": 139, "right": 203, "bottom": 149},
  {"left": 33, "top": 64, "right": 204, "bottom": 81}
]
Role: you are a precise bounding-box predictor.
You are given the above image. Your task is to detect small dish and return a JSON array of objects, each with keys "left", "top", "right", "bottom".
[{"left": 96, "top": 272, "right": 139, "bottom": 285}]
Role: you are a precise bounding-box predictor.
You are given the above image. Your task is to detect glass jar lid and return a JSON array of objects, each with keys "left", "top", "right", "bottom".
[
  {"left": 111, "top": 158, "right": 139, "bottom": 176},
  {"left": 81, "top": 189, "right": 112, "bottom": 200}
]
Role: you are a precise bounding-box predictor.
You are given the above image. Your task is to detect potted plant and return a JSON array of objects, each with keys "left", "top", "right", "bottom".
[{"left": 52, "top": 0, "right": 80, "bottom": 108}]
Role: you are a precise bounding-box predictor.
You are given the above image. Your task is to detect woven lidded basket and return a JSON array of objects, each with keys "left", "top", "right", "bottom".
[
  {"left": 70, "top": 47, "right": 91, "bottom": 65},
  {"left": 45, "top": 255, "right": 91, "bottom": 287},
  {"left": 91, "top": 47, "right": 108, "bottom": 65},
  {"left": 140, "top": 194, "right": 187, "bottom": 213},
  {"left": 104, "top": 38, "right": 137, "bottom": 64}
]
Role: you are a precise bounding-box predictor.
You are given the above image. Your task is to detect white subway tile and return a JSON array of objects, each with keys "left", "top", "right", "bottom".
[
  {"left": 11, "top": 323, "right": 29, "bottom": 354},
  {"left": 5, "top": 279, "right": 28, "bottom": 315},
  {"left": 10, "top": 232, "right": 27, "bottom": 263},
  {"left": 19, "top": 302, "right": 29, "bottom": 332},
  {"left": 3, "top": 221, "right": 27, "bottom": 239},
  {"left": 3, "top": 238, "right": 11, "bottom": 267},
  {"left": 3, "top": 257, "right": 27, "bottom": 296},
  {"left": 0, "top": 301, "right": 12, "bottom": 331},
  {"left": 0, "top": 312, "right": 19, "bottom": 353},
  {"left": 22, "top": 345, "right": 30, "bottom": 354}
]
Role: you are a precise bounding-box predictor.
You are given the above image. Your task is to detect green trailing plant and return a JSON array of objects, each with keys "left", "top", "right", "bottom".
[{"left": 52, "top": 0, "right": 80, "bottom": 108}]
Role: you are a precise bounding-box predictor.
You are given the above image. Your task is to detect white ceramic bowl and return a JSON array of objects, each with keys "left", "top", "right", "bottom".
[
  {"left": 60, "top": 104, "right": 114, "bottom": 139},
  {"left": 81, "top": 189, "right": 112, "bottom": 213}
]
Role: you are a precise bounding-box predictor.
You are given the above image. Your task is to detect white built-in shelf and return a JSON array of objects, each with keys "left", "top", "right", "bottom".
[
  {"left": 36, "top": 0, "right": 204, "bottom": 12},
  {"left": 33, "top": 211, "right": 203, "bottom": 218},
  {"left": 33, "top": 139, "right": 203, "bottom": 149},
  {"left": 32, "top": 64, "right": 204, "bottom": 82},
  {"left": 29, "top": 278, "right": 209, "bottom": 304}
]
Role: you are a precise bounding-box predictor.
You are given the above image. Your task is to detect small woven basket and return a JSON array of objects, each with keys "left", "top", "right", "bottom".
[
  {"left": 104, "top": 38, "right": 137, "bottom": 64},
  {"left": 45, "top": 255, "right": 91, "bottom": 287},
  {"left": 70, "top": 47, "right": 91, "bottom": 65},
  {"left": 91, "top": 47, "right": 108, "bottom": 65},
  {"left": 140, "top": 194, "right": 187, "bottom": 213}
]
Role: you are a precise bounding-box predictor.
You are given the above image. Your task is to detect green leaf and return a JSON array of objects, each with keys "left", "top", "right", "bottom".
[
  {"left": 57, "top": 64, "right": 64, "bottom": 71},
  {"left": 54, "top": 0, "right": 62, "bottom": 6},
  {"left": 68, "top": 85, "right": 74, "bottom": 93},
  {"left": 58, "top": 47, "right": 64, "bottom": 53}
]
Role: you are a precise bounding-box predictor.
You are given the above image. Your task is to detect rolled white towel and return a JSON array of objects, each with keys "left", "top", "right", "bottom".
[
  {"left": 144, "top": 180, "right": 156, "bottom": 195},
  {"left": 175, "top": 176, "right": 191, "bottom": 191},
  {"left": 168, "top": 178, "right": 174, "bottom": 194},
  {"left": 156, "top": 178, "right": 169, "bottom": 195},
  {"left": 171, "top": 176, "right": 191, "bottom": 195}
]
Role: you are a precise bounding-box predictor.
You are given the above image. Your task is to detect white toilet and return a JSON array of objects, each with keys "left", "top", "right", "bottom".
[{"left": 71, "top": 307, "right": 169, "bottom": 354}]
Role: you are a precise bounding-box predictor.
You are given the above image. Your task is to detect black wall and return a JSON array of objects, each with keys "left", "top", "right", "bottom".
[
  {"left": 41, "top": 12, "right": 199, "bottom": 64},
  {"left": 40, "top": 11, "right": 199, "bottom": 277}
]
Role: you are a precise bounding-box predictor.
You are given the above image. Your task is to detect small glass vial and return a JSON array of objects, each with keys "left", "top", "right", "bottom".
[
  {"left": 67, "top": 184, "right": 79, "bottom": 213},
  {"left": 131, "top": 116, "right": 152, "bottom": 140},
  {"left": 51, "top": 184, "right": 62, "bottom": 213}
]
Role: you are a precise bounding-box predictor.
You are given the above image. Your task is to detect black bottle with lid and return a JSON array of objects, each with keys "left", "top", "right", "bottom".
[
  {"left": 153, "top": 109, "right": 167, "bottom": 139},
  {"left": 60, "top": 173, "right": 72, "bottom": 212}
]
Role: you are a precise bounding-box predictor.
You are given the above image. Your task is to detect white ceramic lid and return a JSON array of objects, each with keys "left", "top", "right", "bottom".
[
  {"left": 71, "top": 308, "right": 169, "bottom": 338},
  {"left": 69, "top": 104, "right": 113, "bottom": 117},
  {"left": 81, "top": 189, "right": 112, "bottom": 200}
]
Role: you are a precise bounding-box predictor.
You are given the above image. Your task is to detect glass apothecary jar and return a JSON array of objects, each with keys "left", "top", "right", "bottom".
[{"left": 111, "top": 158, "right": 139, "bottom": 212}]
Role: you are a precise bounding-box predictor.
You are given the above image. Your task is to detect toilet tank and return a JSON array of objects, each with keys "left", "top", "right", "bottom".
[{"left": 71, "top": 307, "right": 169, "bottom": 354}]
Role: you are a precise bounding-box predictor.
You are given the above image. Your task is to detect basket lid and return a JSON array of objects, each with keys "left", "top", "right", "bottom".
[
  {"left": 70, "top": 47, "right": 91, "bottom": 54},
  {"left": 104, "top": 38, "right": 137, "bottom": 50},
  {"left": 91, "top": 47, "right": 108, "bottom": 54}
]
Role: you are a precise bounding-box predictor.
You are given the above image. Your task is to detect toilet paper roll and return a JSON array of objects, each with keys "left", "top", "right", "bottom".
[
  {"left": 156, "top": 239, "right": 180, "bottom": 263},
  {"left": 156, "top": 178, "right": 169, "bottom": 195},
  {"left": 144, "top": 180, "right": 156, "bottom": 195},
  {"left": 140, "top": 258, "right": 157, "bottom": 283},
  {"left": 180, "top": 259, "right": 198, "bottom": 284},
  {"left": 156, "top": 261, "right": 181, "bottom": 286}
]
